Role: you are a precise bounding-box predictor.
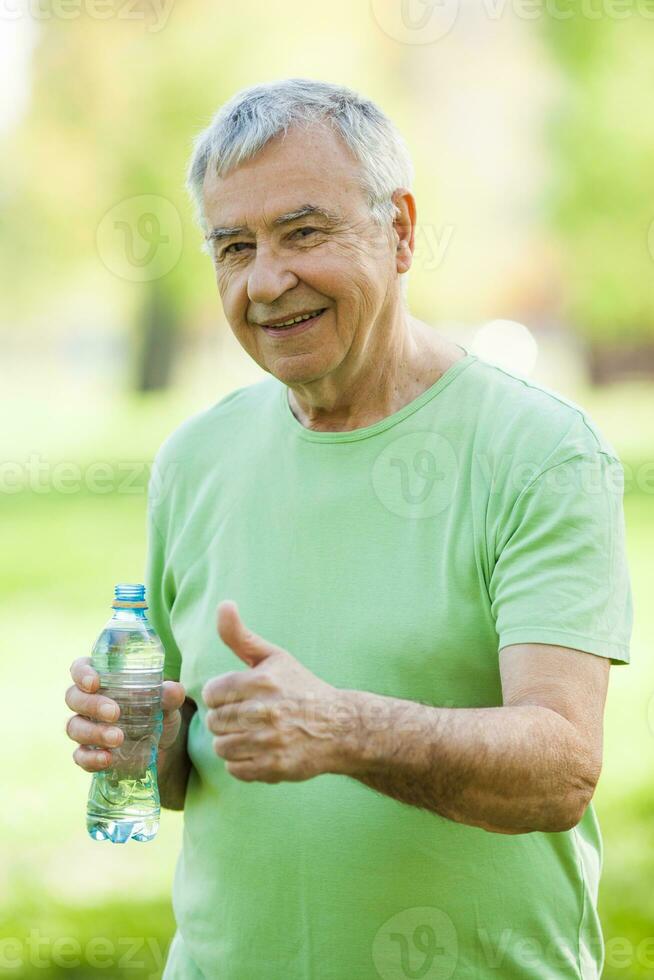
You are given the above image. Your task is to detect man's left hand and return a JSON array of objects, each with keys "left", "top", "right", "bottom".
[{"left": 202, "top": 601, "right": 352, "bottom": 783}]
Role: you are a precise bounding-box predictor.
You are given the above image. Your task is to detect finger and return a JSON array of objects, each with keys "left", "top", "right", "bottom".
[
  {"left": 70, "top": 657, "right": 98, "bottom": 693},
  {"left": 161, "top": 681, "right": 186, "bottom": 714},
  {"left": 217, "top": 600, "right": 280, "bottom": 667},
  {"left": 66, "top": 715, "right": 124, "bottom": 749},
  {"left": 206, "top": 700, "right": 272, "bottom": 735},
  {"left": 65, "top": 684, "right": 120, "bottom": 723},
  {"left": 212, "top": 733, "right": 257, "bottom": 762},
  {"left": 224, "top": 759, "right": 260, "bottom": 782},
  {"left": 202, "top": 671, "right": 250, "bottom": 709},
  {"left": 73, "top": 745, "right": 113, "bottom": 772},
  {"left": 159, "top": 711, "right": 182, "bottom": 751}
]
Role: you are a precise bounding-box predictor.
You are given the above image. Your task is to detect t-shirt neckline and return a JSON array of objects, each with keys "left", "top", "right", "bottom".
[{"left": 279, "top": 347, "right": 477, "bottom": 443}]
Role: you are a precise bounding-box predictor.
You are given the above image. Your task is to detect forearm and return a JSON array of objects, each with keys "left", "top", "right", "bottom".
[
  {"left": 157, "top": 697, "right": 195, "bottom": 811},
  {"left": 332, "top": 692, "right": 599, "bottom": 834}
]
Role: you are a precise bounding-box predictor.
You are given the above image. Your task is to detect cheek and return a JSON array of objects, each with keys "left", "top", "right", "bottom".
[
  {"left": 320, "top": 247, "right": 386, "bottom": 311},
  {"left": 331, "top": 239, "right": 391, "bottom": 292},
  {"left": 213, "top": 265, "right": 229, "bottom": 298},
  {"left": 216, "top": 267, "right": 247, "bottom": 316},
  {"left": 300, "top": 245, "right": 373, "bottom": 300}
]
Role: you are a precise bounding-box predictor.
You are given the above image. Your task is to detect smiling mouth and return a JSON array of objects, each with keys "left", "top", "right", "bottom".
[{"left": 259, "top": 308, "right": 327, "bottom": 331}]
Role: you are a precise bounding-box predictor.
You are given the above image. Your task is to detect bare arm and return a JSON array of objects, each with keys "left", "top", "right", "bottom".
[
  {"left": 203, "top": 612, "right": 610, "bottom": 834},
  {"left": 158, "top": 696, "right": 196, "bottom": 811},
  {"left": 332, "top": 644, "right": 609, "bottom": 834}
]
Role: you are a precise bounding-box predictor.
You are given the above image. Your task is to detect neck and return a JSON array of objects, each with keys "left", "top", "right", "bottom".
[{"left": 286, "top": 306, "right": 461, "bottom": 433}]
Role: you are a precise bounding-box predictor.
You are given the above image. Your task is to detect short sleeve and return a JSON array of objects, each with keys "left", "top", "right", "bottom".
[
  {"left": 144, "top": 494, "right": 183, "bottom": 682},
  {"left": 488, "top": 452, "right": 632, "bottom": 665}
]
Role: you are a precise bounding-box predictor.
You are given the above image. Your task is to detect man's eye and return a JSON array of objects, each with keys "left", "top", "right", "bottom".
[
  {"left": 292, "top": 227, "right": 318, "bottom": 240},
  {"left": 223, "top": 242, "right": 253, "bottom": 256}
]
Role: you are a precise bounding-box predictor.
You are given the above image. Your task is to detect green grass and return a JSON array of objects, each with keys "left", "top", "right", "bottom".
[
  {"left": 1, "top": 375, "right": 652, "bottom": 978},
  {"left": 0, "top": 896, "right": 175, "bottom": 979}
]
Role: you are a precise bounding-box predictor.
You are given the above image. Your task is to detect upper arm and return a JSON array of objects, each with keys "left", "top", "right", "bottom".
[
  {"left": 499, "top": 642, "right": 610, "bottom": 774},
  {"left": 489, "top": 452, "right": 632, "bottom": 667}
]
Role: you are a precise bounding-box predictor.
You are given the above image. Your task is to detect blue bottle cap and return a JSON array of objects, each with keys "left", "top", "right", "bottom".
[{"left": 112, "top": 583, "right": 147, "bottom": 609}]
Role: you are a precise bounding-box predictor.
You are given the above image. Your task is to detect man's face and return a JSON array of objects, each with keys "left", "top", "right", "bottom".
[{"left": 202, "top": 123, "right": 399, "bottom": 386}]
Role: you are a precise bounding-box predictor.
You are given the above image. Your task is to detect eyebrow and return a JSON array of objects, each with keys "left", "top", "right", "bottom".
[{"left": 206, "top": 204, "right": 340, "bottom": 244}]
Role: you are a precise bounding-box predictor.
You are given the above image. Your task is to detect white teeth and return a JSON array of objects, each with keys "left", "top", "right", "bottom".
[{"left": 267, "top": 310, "right": 322, "bottom": 328}]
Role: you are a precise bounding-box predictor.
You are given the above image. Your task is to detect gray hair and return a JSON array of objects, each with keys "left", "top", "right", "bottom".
[{"left": 186, "top": 78, "right": 415, "bottom": 235}]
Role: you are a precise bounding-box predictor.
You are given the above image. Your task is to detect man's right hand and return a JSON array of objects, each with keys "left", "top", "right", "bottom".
[{"left": 65, "top": 656, "right": 186, "bottom": 772}]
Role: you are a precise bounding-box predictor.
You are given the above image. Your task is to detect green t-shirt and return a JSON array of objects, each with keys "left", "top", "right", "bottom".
[{"left": 146, "top": 351, "right": 632, "bottom": 980}]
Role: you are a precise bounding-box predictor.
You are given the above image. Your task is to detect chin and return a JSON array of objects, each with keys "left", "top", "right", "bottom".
[{"left": 265, "top": 355, "right": 334, "bottom": 387}]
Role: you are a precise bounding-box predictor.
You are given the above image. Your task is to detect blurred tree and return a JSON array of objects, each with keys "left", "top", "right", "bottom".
[
  {"left": 0, "top": 4, "right": 247, "bottom": 389},
  {"left": 542, "top": 6, "right": 654, "bottom": 380}
]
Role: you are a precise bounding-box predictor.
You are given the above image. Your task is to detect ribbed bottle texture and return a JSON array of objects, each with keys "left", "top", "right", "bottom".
[{"left": 86, "top": 584, "right": 165, "bottom": 843}]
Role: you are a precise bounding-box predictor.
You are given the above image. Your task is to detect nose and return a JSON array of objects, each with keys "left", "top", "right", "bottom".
[{"left": 247, "top": 243, "right": 299, "bottom": 305}]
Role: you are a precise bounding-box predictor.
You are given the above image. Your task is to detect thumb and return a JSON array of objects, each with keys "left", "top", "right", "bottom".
[
  {"left": 217, "top": 600, "right": 279, "bottom": 668},
  {"left": 161, "top": 680, "right": 186, "bottom": 712}
]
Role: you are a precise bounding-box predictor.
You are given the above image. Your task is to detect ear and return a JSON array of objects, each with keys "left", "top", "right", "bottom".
[{"left": 391, "top": 187, "right": 417, "bottom": 274}]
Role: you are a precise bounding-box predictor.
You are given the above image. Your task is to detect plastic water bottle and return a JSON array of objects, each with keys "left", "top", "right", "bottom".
[{"left": 86, "top": 583, "right": 165, "bottom": 844}]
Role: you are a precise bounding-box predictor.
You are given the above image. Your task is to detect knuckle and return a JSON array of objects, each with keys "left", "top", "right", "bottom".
[
  {"left": 161, "top": 718, "right": 180, "bottom": 748},
  {"left": 203, "top": 676, "right": 221, "bottom": 702},
  {"left": 267, "top": 703, "right": 282, "bottom": 725},
  {"left": 68, "top": 716, "right": 96, "bottom": 745},
  {"left": 163, "top": 705, "right": 181, "bottom": 726},
  {"left": 91, "top": 695, "right": 115, "bottom": 721},
  {"left": 75, "top": 745, "right": 109, "bottom": 771},
  {"left": 164, "top": 679, "right": 184, "bottom": 698},
  {"left": 64, "top": 684, "right": 78, "bottom": 710},
  {"left": 239, "top": 700, "right": 263, "bottom": 729},
  {"left": 261, "top": 725, "right": 281, "bottom": 748},
  {"left": 104, "top": 726, "right": 122, "bottom": 747},
  {"left": 256, "top": 671, "right": 277, "bottom": 692},
  {"left": 70, "top": 656, "right": 91, "bottom": 677},
  {"left": 78, "top": 692, "right": 95, "bottom": 717},
  {"left": 102, "top": 697, "right": 120, "bottom": 720},
  {"left": 226, "top": 760, "right": 254, "bottom": 781},
  {"left": 251, "top": 728, "right": 269, "bottom": 750}
]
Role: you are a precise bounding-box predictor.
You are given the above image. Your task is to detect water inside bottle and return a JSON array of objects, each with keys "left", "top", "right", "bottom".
[
  {"left": 86, "top": 668, "right": 163, "bottom": 843},
  {"left": 86, "top": 585, "right": 165, "bottom": 844}
]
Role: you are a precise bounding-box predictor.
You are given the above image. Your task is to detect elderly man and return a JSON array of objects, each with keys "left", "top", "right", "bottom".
[{"left": 66, "top": 79, "right": 632, "bottom": 978}]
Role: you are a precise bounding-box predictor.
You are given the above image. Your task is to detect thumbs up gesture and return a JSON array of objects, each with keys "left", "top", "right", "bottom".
[{"left": 202, "top": 601, "right": 353, "bottom": 783}]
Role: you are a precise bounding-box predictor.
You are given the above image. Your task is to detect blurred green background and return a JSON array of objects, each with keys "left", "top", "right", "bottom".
[{"left": 1, "top": 1, "right": 653, "bottom": 977}]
